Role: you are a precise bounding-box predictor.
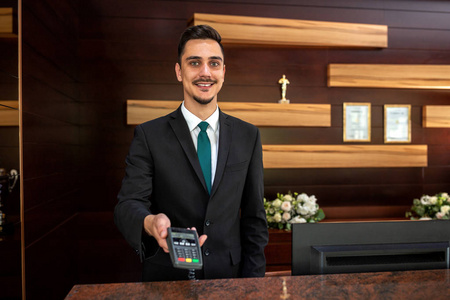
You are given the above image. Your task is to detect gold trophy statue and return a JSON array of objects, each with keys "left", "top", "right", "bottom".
[{"left": 278, "top": 74, "right": 290, "bottom": 104}]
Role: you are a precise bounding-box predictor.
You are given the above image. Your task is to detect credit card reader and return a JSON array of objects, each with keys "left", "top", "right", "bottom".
[{"left": 167, "top": 227, "right": 203, "bottom": 270}]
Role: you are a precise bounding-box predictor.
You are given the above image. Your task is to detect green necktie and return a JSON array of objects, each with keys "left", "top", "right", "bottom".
[{"left": 197, "top": 121, "right": 211, "bottom": 194}]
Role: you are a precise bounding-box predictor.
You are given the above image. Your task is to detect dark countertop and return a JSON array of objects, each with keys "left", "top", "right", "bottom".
[{"left": 65, "top": 269, "right": 450, "bottom": 299}]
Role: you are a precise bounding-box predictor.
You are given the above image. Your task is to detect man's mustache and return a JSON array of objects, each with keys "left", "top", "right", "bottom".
[{"left": 193, "top": 78, "right": 217, "bottom": 84}]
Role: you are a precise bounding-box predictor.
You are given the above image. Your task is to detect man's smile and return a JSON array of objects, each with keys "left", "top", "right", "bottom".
[
  {"left": 193, "top": 79, "right": 217, "bottom": 87},
  {"left": 193, "top": 79, "right": 217, "bottom": 92}
]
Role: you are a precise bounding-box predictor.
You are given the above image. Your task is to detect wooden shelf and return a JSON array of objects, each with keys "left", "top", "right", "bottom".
[
  {"left": 189, "top": 13, "right": 387, "bottom": 48},
  {"left": 127, "top": 100, "right": 331, "bottom": 127},
  {"left": 0, "top": 100, "right": 19, "bottom": 126},
  {"left": 263, "top": 145, "right": 427, "bottom": 168},
  {"left": 328, "top": 64, "right": 450, "bottom": 89},
  {"left": 0, "top": 8, "right": 15, "bottom": 38},
  {"left": 423, "top": 105, "right": 450, "bottom": 128}
]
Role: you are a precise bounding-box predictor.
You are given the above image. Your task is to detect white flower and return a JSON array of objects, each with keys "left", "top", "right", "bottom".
[
  {"left": 436, "top": 212, "right": 446, "bottom": 219},
  {"left": 420, "top": 195, "right": 432, "bottom": 205},
  {"left": 440, "top": 205, "right": 450, "bottom": 215},
  {"left": 419, "top": 217, "right": 432, "bottom": 220},
  {"left": 297, "top": 204, "right": 309, "bottom": 216},
  {"left": 297, "top": 193, "right": 309, "bottom": 203},
  {"left": 281, "top": 201, "right": 292, "bottom": 212},
  {"left": 283, "top": 194, "right": 293, "bottom": 202},
  {"left": 290, "top": 216, "right": 307, "bottom": 223},
  {"left": 272, "top": 199, "right": 282, "bottom": 208},
  {"left": 305, "top": 195, "right": 317, "bottom": 204},
  {"left": 282, "top": 212, "right": 291, "bottom": 221},
  {"left": 296, "top": 202, "right": 317, "bottom": 217},
  {"left": 304, "top": 202, "right": 318, "bottom": 214},
  {"left": 273, "top": 213, "right": 282, "bottom": 222},
  {"left": 441, "top": 193, "right": 449, "bottom": 199},
  {"left": 429, "top": 196, "right": 438, "bottom": 205}
]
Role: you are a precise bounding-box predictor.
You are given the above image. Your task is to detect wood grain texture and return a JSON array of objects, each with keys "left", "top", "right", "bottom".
[
  {"left": 190, "top": 13, "right": 387, "bottom": 48},
  {"left": 328, "top": 64, "right": 450, "bottom": 89},
  {"left": 423, "top": 105, "right": 450, "bottom": 128},
  {"left": 127, "top": 100, "right": 331, "bottom": 127},
  {"left": 263, "top": 145, "right": 428, "bottom": 168},
  {"left": 0, "top": 100, "right": 19, "bottom": 126},
  {"left": 0, "top": 7, "right": 14, "bottom": 37}
]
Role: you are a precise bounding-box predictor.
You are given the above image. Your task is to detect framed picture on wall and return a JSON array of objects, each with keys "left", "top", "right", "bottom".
[
  {"left": 343, "top": 102, "right": 371, "bottom": 142},
  {"left": 384, "top": 104, "right": 411, "bottom": 143}
]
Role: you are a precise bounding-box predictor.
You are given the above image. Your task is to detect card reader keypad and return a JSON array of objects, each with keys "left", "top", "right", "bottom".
[
  {"left": 167, "top": 228, "right": 203, "bottom": 270},
  {"left": 174, "top": 238, "right": 200, "bottom": 264}
]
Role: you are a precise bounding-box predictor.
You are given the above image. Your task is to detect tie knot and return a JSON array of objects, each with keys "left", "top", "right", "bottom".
[{"left": 198, "top": 121, "right": 209, "bottom": 132}]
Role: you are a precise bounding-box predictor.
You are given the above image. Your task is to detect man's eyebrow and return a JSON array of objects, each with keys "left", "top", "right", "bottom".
[
  {"left": 209, "top": 56, "right": 223, "bottom": 61},
  {"left": 186, "top": 56, "right": 201, "bottom": 61},
  {"left": 185, "top": 56, "right": 223, "bottom": 61}
]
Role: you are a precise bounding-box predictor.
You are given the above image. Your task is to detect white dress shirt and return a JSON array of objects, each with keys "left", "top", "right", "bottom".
[{"left": 181, "top": 102, "right": 219, "bottom": 186}]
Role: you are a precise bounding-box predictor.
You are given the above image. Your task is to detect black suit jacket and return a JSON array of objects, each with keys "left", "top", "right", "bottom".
[{"left": 114, "top": 106, "right": 268, "bottom": 280}]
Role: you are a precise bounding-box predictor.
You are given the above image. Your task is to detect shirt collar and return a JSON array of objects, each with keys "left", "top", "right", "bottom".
[{"left": 181, "top": 101, "right": 219, "bottom": 132}]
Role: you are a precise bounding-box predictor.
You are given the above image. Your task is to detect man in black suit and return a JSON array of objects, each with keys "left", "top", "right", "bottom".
[{"left": 114, "top": 25, "right": 268, "bottom": 282}]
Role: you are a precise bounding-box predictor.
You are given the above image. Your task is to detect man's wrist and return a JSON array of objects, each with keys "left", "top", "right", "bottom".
[{"left": 143, "top": 214, "right": 154, "bottom": 236}]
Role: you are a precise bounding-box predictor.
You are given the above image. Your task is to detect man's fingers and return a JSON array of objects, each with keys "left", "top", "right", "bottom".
[
  {"left": 143, "top": 214, "right": 171, "bottom": 252},
  {"left": 198, "top": 234, "right": 208, "bottom": 247},
  {"left": 188, "top": 227, "right": 207, "bottom": 247},
  {"left": 160, "top": 239, "right": 169, "bottom": 253},
  {"left": 158, "top": 225, "right": 168, "bottom": 239},
  {"left": 154, "top": 214, "right": 170, "bottom": 239}
]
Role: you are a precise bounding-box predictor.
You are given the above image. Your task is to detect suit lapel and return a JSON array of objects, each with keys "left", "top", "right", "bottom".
[
  {"left": 168, "top": 106, "right": 207, "bottom": 191},
  {"left": 211, "top": 110, "right": 232, "bottom": 196}
]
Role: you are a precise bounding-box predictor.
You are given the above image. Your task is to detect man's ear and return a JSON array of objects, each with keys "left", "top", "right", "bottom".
[{"left": 175, "top": 63, "right": 182, "bottom": 82}]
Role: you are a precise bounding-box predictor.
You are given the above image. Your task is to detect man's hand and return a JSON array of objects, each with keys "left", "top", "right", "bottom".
[
  {"left": 143, "top": 214, "right": 208, "bottom": 253},
  {"left": 143, "top": 213, "right": 171, "bottom": 252},
  {"left": 189, "top": 227, "right": 208, "bottom": 249}
]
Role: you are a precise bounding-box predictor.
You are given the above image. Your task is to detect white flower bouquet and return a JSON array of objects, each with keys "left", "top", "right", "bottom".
[
  {"left": 264, "top": 191, "right": 325, "bottom": 230},
  {"left": 406, "top": 192, "right": 450, "bottom": 220}
]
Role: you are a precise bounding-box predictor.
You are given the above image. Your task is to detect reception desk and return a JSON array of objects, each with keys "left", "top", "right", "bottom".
[{"left": 65, "top": 269, "right": 449, "bottom": 299}]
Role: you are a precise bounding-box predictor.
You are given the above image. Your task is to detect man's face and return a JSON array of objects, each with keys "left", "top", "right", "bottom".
[{"left": 175, "top": 39, "right": 225, "bottom": 105}]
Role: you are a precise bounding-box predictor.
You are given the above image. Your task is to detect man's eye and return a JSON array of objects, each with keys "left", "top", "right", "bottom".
[
  {"left": 210, "top": 62, "right": 220, "bottom": 67},
  {"left": 190, "top": 61, "right": 200, "bottom": 66}
]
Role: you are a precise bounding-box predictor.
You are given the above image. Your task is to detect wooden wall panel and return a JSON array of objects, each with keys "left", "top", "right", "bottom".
[
  {"left": 423, "top": 105, "right": 450, "bottom": 128},
  {"left": 190, "top": 13, "right": 388, "bottom": 48},
  {"left": 328, "top": 64, "right": 450, "bottom": 89},
  {"left": 263, "top": 145, "right": 428, "bottom": 168},
  {"left": 0, "top": 7, "right": 14, "bottom": 37},
  {"left": 127, "top": 100, "right": 331, "bottom": 127},
  {"left": 81, "top": 0, "right": 387, "bottom": 24},
  {"left": 21, "top": 0, "right": 79, "bottom": 299},
  {"left": 0, "top": 100, "right": 19, "bottom": 126}
]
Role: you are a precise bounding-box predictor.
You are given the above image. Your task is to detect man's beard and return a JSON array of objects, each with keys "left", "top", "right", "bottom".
[{"left": 193, "top": 95, "right": 215, "bottom": 105}]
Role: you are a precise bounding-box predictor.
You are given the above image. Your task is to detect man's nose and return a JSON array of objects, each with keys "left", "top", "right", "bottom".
[{"left": 199, "top": 63, "right": 211, "bottom": 76}]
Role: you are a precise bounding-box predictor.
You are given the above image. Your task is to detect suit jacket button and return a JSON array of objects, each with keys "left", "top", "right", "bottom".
[
  {"left": 205, "top": 220, "right": 211, "bottom": 227},
  {"left": 204, "top": 249, "right": 210, "bottom": 256}
]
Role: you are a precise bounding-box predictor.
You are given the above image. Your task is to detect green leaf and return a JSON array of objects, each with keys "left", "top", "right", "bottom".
[{"left": 315, "top": 208, "right": 325, "bottom": 221}]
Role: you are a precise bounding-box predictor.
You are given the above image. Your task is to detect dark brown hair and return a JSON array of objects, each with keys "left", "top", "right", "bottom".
[{"left": 177, "top": 25, "right": 224, "bottom": 64}]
